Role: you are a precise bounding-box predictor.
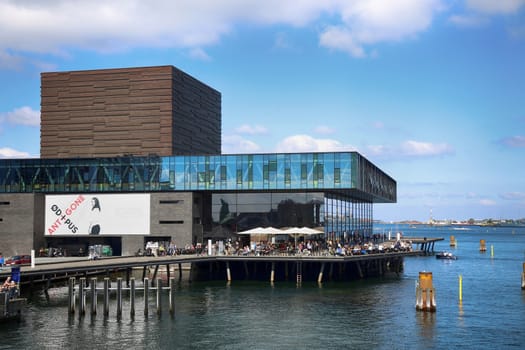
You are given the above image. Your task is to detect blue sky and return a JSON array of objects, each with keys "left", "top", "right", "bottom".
[{"left": 0, "top": 0, "right": 524, "bottom": 222}]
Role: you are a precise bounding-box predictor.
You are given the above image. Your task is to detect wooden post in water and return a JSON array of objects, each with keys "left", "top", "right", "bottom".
[
  {"left": 79, "top": 277, "right": 86, "bottom": 316},
  {"left": 317, "top": 262, "right": 325, "bottom": 284},
  {"left": 144, "top": 277, "right": 149, "bottom": 316},
  {"left": 169, "top": 278, "right": 176, "bottom": 317},
  {"left": 521, "top": 263, "right": 525, "bottom": 290},
  {"left": 116, "top": 278, "right": 123, "bottom": 319},
  {"left": 103, "top": 278, "right": 110, "bottom": 317},
  {"left": 480, "top": 239, "right": 486, "bottom": 252},
  {"left": 416, "top": 271, "right": 436, "bottom": 312},
  {"left": 156, "top": 278, "right": 162, "bottom": 316},
  {"left": 270, "top": 262, "right": 275, "bottom": 283},
  {"left": 226, "top": 261, "right": 232, "bottom": 282},
  {"left": 130, "top": 278, "right": 136, "bottom": 318},
  {"left": 450, "top": 235, "right": 456, "bottom": 247},
  {"left": 68, "top": 277, "right": 75, "bottom": 315},
  {"left": 90, "top": 278, "right": 97, "bottom": 316}
]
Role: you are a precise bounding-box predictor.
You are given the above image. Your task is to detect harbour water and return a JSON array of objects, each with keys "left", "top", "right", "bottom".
[{"left": 2, "top": 224, "right": 525, "bottom": 349}]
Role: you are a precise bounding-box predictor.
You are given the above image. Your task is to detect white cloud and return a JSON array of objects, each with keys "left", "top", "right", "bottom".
[
  {"left": 0, "top": 0, "right": 446, "bottom": 61},
  {"left": 0, "top": 1, "right": 330, "bottom": 55},
  {"left": 188, "top": 47, "right": 211, "bottom": 61},
  {"left": 275, "top": 134, "right": 356, "bottom": 153},
  {"left": 500, "top": 135, "right": 525, "bottom": 147},
  {"left": 320, "top": 0, "right": 443, "bottom": 57},
  {"left": 466, "top": 0, "right": 525, "bottom": 14},
  {"left": 0, "top": 106, "right": 40, "bottom": 127},
  {"left": 365, "top": 139, "right": 454, "bottom": 159},
  {"left": 314, "top": 125, "right": 336, "bottom": 135},
  {"left": 479, "top": 198, "right": 496, "bottom": 206},
  {"left": 399, "top": 140, "right": 454, "bottom": 157},
  {"left": 500, "top": 192, "right": 525, "bottom": 200},
  {"left": 0, "top": 147, "right": 31, "bottom": 159},
  {"left": 234, "top": 124, "right": 268, "bottom": 135},
  {"left": 372, "top": 121, "right": 385, "bottom": 129},
  {"left": 448, "top": 14, "right": 488, "bottom": 27},
  {"left": 222, "top": 135, "right": 262, "bottom": 154}
]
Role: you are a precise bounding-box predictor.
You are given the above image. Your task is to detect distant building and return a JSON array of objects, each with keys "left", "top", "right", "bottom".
[{"left": 0, "top": 66, "right": 396, "bottom": 256}]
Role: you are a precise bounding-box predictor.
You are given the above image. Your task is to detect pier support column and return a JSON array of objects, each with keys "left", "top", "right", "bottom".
[
  {"left": 156, "top": 278, "right": 162, "bottom": 316},
  {"left": 79, "top": 277, "right": 86, "bottom": 317},
  {"left": 169, "top": 278, "right": 176, "bottom": 317},
  {"left": 270, "top": 262, "right": 275, "bottom": 283},
  {"left": 356, "top": 261, "right": 364, "bottom": 279},
  {"left": 68, "top": 277, "right": 75, "bottom": 315},
  {"left": 144, "top": 278, "right": 149, "bottom": 316},
  {"left": 90, "top": 278, "right": 97, "bottom": 316},
  {"left": 317, "top": 262, "right": 325, "bottom": 284},
  {"left": 116, "top": 278, "right": 123, "bottom": 319},
  {"left": 130, "top": 278, "right": 136, "bottom": 318},
  {"left": 103, "top": 278, "right": 110, "bottom": 317},
  {"left": 226, "top": 261, "right": 232, "bottom": 282}
]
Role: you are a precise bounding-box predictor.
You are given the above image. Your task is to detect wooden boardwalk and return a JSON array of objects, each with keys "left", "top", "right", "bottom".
[{"left": 0, "top": 245, "right": 438, "bottom": 286}]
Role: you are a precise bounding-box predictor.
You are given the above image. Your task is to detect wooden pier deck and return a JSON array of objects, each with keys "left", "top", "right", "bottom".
[{"left": 0, "top": 244, "right": 440, "bottom": 286}]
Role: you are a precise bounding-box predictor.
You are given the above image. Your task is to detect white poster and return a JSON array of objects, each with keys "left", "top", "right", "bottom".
[{"left": 45, "top": 194, "right": 150, "bottom": 235}]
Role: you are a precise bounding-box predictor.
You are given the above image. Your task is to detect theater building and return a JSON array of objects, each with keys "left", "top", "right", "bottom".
[{"left": 0, "top": 66, "right": 396, "bottom": 257}]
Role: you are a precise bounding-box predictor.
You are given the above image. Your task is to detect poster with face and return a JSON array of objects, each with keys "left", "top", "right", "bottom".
[{"left": 45, "top": 194, "right": 150, "bottom": 235}]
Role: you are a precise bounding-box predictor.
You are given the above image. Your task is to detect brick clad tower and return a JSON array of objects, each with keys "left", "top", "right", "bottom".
[{"left": 40, "top": 65, "right": 221, "bottom": 158}]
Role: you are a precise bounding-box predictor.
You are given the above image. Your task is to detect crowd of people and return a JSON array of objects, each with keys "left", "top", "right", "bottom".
[{"left": 139, "top": 233, "right": 412, "bottom": 258}]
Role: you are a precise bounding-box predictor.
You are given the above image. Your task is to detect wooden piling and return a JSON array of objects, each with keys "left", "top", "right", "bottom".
[
  {"left": 103, "top": 278, "right": 110, "bottom": 317},
  {"left": 79, "top": 277, "right": 86, "bottom": 316},
  {"left": 130, "top": 278, "right": 136, "bottom": 318},
  {"left": 90, "top": 278, "right": 97, "bottom": 316},
  {"left": 317, "top": 262, "right": 325, "bottom": 283},
  {"left": 144, "top": 278, "right": 149, "bottom": 316},
  {"left": 521, "top": 263, "right": 525, "bottom": 290},
  {"left": 480, "top": 239, "right": 486, "bottom": 252},
  {"left": 226, "top": 261, "right": 232, "bottom": 282},
  {"left": 116, "top": 278, "right": 123, "bottom": 319},
  {"left": 169, "top": 278, "right": 176, "bottom": 317},
  {"left": 270, "top": 262, "right": 275, "bottom": 283},
  {"left": 156, "top": 278, "right": 162, "bottom": 316},
  {"left": 416, "top": 271, "right": 436, "bottom": 312},
  {"left": 450, "top": 235, "right": 456, "bottom": 247},
  {"left": 68, "top": 277, "right": 75, "bottom": 315}
]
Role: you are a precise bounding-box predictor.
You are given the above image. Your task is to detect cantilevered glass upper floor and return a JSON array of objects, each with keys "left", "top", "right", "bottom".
[{"left": 0, "top": 152, "right": 396, "bottom": 203}]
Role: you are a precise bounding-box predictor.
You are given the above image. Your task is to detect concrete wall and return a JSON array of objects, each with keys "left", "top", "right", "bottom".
[
  {"left": 0, "top": 194, "right": 37, "bottom": 256},
  {"left": 150, "top": 192, "right": 195, "bottom": 247}
]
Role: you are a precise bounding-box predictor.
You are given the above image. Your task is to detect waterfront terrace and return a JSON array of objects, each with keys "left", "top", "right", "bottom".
[{"left": 0, "top": 240, "right": 442, "bottom": 287}]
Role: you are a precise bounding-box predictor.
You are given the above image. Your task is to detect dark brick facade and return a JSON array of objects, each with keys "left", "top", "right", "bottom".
[{"left": 40, "top": 66, "right": 221, "bottom": 158}]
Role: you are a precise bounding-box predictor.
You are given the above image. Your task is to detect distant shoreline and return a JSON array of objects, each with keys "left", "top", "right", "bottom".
[{"left": 375, "top": 222, "right": 525, "bottom": 228}]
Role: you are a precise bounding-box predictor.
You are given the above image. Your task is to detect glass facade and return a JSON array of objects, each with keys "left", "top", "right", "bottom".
[
  {"left": 0, "top": 152, "right": 395, "bottom": 201},
  {"left": 0, "top": 152, "right": 395, "bottom": 243}
]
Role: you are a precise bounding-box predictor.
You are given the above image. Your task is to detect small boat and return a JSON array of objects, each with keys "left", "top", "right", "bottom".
[{"left": 436, "top": 251, "right": 457, "bottom": 260}]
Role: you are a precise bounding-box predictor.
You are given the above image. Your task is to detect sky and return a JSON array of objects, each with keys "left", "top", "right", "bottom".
[{"left": 0, "top": 0, "right": 524, "bottom": 223}]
